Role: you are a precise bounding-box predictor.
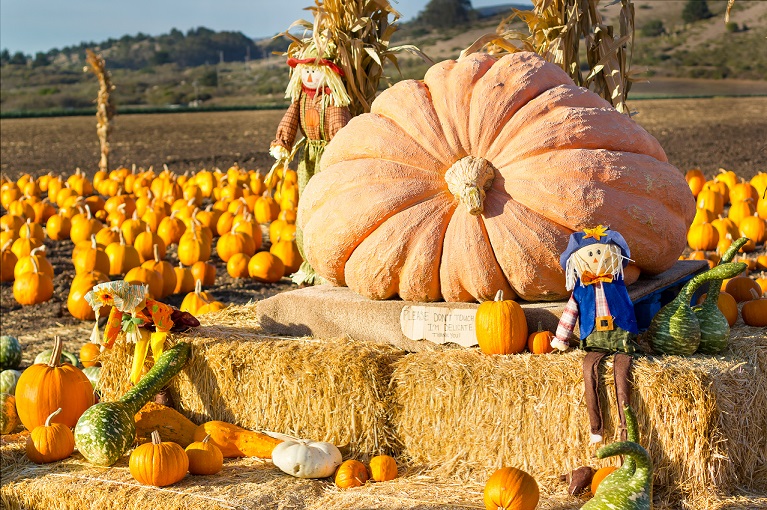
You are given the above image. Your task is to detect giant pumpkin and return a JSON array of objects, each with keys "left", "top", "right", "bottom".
[{"left": 297, "top": 52, "right": 695, "bottom": 302}]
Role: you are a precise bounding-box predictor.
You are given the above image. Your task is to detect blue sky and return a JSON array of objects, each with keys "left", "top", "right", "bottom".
[{"left": 0, "top": 1, "right": 533, "bottom": 55}]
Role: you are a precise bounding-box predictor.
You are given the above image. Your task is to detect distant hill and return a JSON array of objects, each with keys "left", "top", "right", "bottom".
[{"left": 1, "top": 1, "right": 765, "bottom": 115}]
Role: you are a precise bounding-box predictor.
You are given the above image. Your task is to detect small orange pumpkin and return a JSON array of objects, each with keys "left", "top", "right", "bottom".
[
  {"left": 142, "top": 245, "right": 177, "bottom": 298},
  {"left": 1, "top": 240, "right": 18, "bottom": 282},
  {"left": 741, "top": 289, "right": 767, "bottom": 327},
  {"left": 14, "top": 246, "right": 55, "bottom": 280},
  {"left": 106, "top": 233, "right": 141, "bottom": 276},
  {"left": 180, "top": 280, "right": 212, "bottom": 314},
  {"left": 270, "top": 238, "right": 302, "bottom": 275},
  {"left": 226, "top": 253, "right": 251, "bottom": 279},
  {"left": 248, "top": 251, "right": 285, "bottom": 283},
  {"left": 687, "top": 223, "right": 719, "bottom": 251},
  {"left": 191, "top": 261, "right": 216, "bottom": 287},
  {"left": 185, "top": 433, "right": 223, "bottom": 476},
  {"left": 483, "top": 467, "right": 539, "bottom": 510},
  {"left": 527, "top": 322, "right": 555, "bottom": 354},
  {"left": 13, "top": 257, "right": 54, "bottom": 305},
  {"left": 80, "top": 343, "right": 101, "bottom": 368},
  {"left": 335, "top": 459, "right": 369, "bottom": 489},
  {"left": 173, "top": 263, "right": 196, "bottom": 295},
  {"left": 368, "top": 454, "right": 397, "bottom": 482},
  {"left": 26, "top": 408, "right": 75, "bottom": 464},
  {"left": 67, "top": 271, "right": 111, "bottom": 320},
  {"left": 130, "top": 430, "right": 189, "bottom": 487},
  {"left": 476, "top": 290, "right": 527, "bottom": 355},
  {"left": 725, "top": 276, "right": 762, "bottom": 302}
]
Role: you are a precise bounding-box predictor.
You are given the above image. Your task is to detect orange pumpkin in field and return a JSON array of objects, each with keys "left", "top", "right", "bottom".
[{"left": 297, "top": 52, "right": 694, "bottom": 302}]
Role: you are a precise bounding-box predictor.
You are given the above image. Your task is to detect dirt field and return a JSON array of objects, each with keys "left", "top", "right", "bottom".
[{"left": 1, "top": 97, "right": 765, "bottom": 365}]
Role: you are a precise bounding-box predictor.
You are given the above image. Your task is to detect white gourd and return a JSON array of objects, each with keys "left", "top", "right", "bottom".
[{"left": 271, "top": 439, "right": 342, "bottom": 479}]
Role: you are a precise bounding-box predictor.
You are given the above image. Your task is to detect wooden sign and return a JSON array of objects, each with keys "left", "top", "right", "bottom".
[{"left": 400, "top": 306, "right": 478, "bottom": 347}]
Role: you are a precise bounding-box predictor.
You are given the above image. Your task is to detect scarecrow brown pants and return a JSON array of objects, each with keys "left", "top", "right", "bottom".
[{"left": 583, "top": 351, "right": 633, "bottom": 441}]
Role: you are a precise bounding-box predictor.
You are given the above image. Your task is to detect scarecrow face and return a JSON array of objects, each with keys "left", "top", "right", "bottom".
[
  {"left": 574, "top": 242, "right": 620, "bottom": 274},
  {"left": 300, "top": 65, "right": 325, "bottom": 90}
]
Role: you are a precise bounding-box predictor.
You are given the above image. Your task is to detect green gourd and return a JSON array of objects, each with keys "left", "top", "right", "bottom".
[
  {"left": 646, "top": 262, "right": 747, "bottom": 356},
  {"left": 585, "top": 406, "right": 642, "bottom": 505},
  {"left": 0, "top": 336, "right": 22, "bottom": 370},
  {"left": 34, "top": 348, "right": 79, "bottom": 368},
  {"left": 74, "top": 342, "right": 191, "bottom": 466},
  {"left": 0, "top": 369, "right": 21, "bottom": 395},
  {"left": 582, "top": 405, "right": 651, "bottom": 510},
  {"left": 694, "top": 237, "right": 749, "bottom": 355},
  {"left": 82, "top": 366, "right": 101, "bottom": 392}
]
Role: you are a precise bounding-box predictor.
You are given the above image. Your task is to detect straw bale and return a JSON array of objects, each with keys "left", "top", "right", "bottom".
[
  {"left": 1, "top": 434, "right": 324, "bottom": 510},
  {"left": 3, "top": 434, "right": 764, "bottom": 510},
  {"left": 389, "top": 327, "right": 767, "bottom": 503},
  {"left": 98, "top": 315, "right": 405, "bottom": 457}
]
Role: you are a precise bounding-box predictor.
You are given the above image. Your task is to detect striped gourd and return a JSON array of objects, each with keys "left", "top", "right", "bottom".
[
  {"left": 0, "top": 335, "right": 22, "bottom": 370},
  {"left": 75, "top": 342, "right": 191, "bottom": 466},
  {"left": 0, "top": 369, "right": 21, "bottom": 395},
  {"left": 693, "top": 237, "right": 749, "bottom": 355},
  {"left": 582, "top": 406, "right": 652, "bottom": 510},
  {"left": 646, "top": 262, "right": 747, "bottom": 356}
]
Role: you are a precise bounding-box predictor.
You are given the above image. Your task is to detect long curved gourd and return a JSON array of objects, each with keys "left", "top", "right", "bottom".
[
  {"left": 646, "top": 262, "right": 747, "bottom": 356},
  {"left": 693, "top": 237, "right": 749, "bottom": 354},
  {"left": 75, "top": 342, "right": 191, "bottom": 466},
  {"left": 581, "top": 427, "right": 653, "bottom": 510},
  {"left": 589, "top": 404, "right": 639, "bottom": 501}
]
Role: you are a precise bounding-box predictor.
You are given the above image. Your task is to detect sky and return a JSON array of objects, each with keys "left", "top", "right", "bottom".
[{"left": 0, "top": 0, "right": 533, "bottom": 55}]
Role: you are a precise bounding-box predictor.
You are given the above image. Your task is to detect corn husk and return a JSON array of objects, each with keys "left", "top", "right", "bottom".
[
  {"left": 84, "top": 50, "right": 116, "bottom": 172},
  {"left": 278, "top": 0, "right": 432, "bottom": 117},
  {"left": 464, "top": 0, "right": 637, "bottom": 114}
]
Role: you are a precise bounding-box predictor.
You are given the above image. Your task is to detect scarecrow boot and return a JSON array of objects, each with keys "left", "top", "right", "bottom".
[{"left": 583, "top": 351, "right": 608, "bottom": 443}]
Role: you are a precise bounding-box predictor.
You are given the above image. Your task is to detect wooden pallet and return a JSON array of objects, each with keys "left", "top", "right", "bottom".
[{"left": 257, "top": 260, "right": 709, "bottom": 352}]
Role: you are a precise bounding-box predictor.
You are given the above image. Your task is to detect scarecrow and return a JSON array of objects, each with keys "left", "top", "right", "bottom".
[
  {"left": 86, "top": 281, "right": 198, "bottom": 385},
  {"left": 270, "top": 41, "right": 352, "bottom": 285},
  {"left": 551, "top": 225, "right": 639, "bottom": 444}
]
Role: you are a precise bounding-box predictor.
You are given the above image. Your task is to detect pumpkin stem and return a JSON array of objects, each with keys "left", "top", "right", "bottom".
[
  {"left": 30, "top": 256, "right": 41, "bottom": 275},
  {"left": 494, "top": 290, "right": 504, "bottom": 302},
  {"left": 750, "top": 288, "right": 761, "bottom": 300},
  {"left": 195, "top": 279, "right": 202, "bottom": 295},
  {"left": 154, "top": 244, "right": 160, "bottom": 263},
  {"left": 151, "top": 430, "right": 162, "bottom": 445},
  {"left": 49, "top": 336, "right": 63, "bottom": 368},
  {"left": 444, "top": 156, "right": 495, "bottom": 215},
  {"left": 91, "top": 235, "right": 98, "bottom": 249},
  {"left": 45, "top": 408, "right": 63, "bottom": 427},
  {"left": 119, "top": 228, "right": 126, "bottom": 246},
  {"left": 202, "top": 434, "right": 211, "bottom": 444}
]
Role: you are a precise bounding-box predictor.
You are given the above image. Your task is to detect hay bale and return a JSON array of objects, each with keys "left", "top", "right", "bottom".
[
  {"left": 389, "top": 328, "right": 767, "bottom": 503},
  {"left": 98, "top": 306, "right": 404, "bottom": 457},
  {"left": 1, "top": 434, "right": 324, "bottom": 510},
  {"left": 2, "top": 435, "right": 763, "bottom": 510}
]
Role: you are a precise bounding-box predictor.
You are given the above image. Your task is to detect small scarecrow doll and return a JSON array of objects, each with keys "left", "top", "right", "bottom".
[
  {"left": 551, "top": 225, "right": 639, "bottom": 444},
  {"left": 86, "top": 281, "right": 198, "bottom": 385},
  {"left": 270, "top": 41, "right": 352, "bottom": 285}
]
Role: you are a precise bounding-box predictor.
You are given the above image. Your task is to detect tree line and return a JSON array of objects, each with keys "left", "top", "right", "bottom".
[{"left": 1, "top": 27, "right": 291, "bottom": 70}]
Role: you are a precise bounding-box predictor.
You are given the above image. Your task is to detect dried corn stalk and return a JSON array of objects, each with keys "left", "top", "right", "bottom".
[
  {"left": 725, "top": 0, "right": 736, "bottom": 22},
  {"left": 464, "top": 0, "right": 636, "bottom": 115},
  {"left": 279, "top": 0, "right": 431, "bottom": 117},
  {"left": 85, "top": 50, "right": 116, "bottom": 172}
]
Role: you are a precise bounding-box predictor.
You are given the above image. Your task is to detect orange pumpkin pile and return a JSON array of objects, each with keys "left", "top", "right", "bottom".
[
  {"left": 682, "top": 168, "right": 766, "bottom": 326},
  {"left": 1, "top": 162, "right": 304, "bottom": 315}
]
